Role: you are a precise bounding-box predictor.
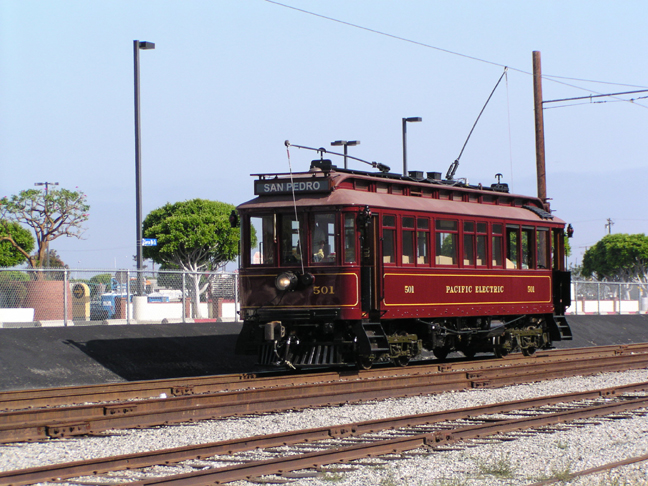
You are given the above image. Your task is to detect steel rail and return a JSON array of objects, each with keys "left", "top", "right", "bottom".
[
  {"left": 2, "top": 381, "right": 647, "bottom": 486},
  {"left": 528, "top": 453, "right": 648, "bottom": 485},
  {"left": 2, "top": 350, "right": 648, "bottom": 443},
  {"left": 118, "top": 395, "right": 648, "bottom": 485},
  {"left": 0, "top": 344, "right": 643, "bottom": 412}
]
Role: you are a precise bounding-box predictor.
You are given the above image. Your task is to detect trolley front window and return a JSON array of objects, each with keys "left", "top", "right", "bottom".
[
  {"left": 280, "top": 214, "right": 305, "bottom": 266},
  {"left": 312, "top": 213, "right": 337, "bottom": 264},
  {"left": 249, "top": 215, "right": 275, "bottom": 265}
]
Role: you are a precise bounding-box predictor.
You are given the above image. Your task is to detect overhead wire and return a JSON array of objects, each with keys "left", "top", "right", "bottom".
[
  {"left": 264, "top": 0, "right": 648, "bottom": 108},
  {"left": 544, "top": 95, "right": 648, "bottom": 110}
]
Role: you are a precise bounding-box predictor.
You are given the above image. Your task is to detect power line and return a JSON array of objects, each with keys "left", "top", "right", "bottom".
[
  {"left": 265, "top": 0, "right": 648, "bottom": 104},
  {"left": 544, "top": 95, "right": 648, "bottom": 110}
]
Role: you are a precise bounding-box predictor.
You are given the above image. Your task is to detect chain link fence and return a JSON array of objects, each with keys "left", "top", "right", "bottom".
[
  {"left": 2, "top": 271, "right": 647, "bottom": 326},
  {"left": 0, "top": 269, "right": 239, "bottom": 327},
  {"left": 570, "top": 280, "right": 648, "bottom": 315}
]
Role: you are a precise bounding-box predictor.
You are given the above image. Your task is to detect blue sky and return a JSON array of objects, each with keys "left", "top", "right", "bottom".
[{"left": 1, "top": 0, "right": 647, "bottom": 270}]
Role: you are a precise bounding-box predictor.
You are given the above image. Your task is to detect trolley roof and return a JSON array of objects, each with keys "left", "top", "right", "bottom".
[{"left": 238, "top": 166, "right": 564, "bottom": 226}]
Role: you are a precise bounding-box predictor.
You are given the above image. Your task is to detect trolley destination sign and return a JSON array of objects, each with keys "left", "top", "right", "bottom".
[{"left": 254, "top": 178, "right": 332, "bottom": 196}]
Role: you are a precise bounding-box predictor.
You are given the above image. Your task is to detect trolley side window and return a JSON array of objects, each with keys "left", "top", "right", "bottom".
[
  {"left": 522, "top": 226, "right": 535, "bottom": 269},
  {"left": 492, "top": 223, "right": 503, "bottom": 267},
  {"left": 417, "top": 217, "right": 429, "bottom": 265},
  {"left": 280, "top": 214, "right": 304, "bottom": 266},
  {"left": 463, "top": 221, "right": 475, "bottom": 266},
  {"left": 435, "top": 219, "right": 457, "bottom": 266},
  {"left": 552, "top": 228, "right": 565, "bottom": 271},
  {"left": 343, "top": 213, "right": 356, "bottom": 264},
  {"left": 249, "top": 215, "right": 275, "bottom": 265},
  {"left": 382, "top": 215, "right": 396, "bottom": 264},
  {"left": 312, "top": 213, "right": 337, "bottom": 264},
  {"left": 402, "top": 216, "right": 415, "bottom": 265},
  {"left": 476, "top": 222, "right": 487, "bottom": 267},
  {"left": 506, "top": 225, "right": 520, "bottom": 269},
  {"left": 537, "top": 228, "right": 550, "bottom": 269}
]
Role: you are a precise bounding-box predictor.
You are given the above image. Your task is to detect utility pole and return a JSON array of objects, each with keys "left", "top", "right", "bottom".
[
  {"left": 605, "top": 218, "right": 614, "bottom": 234},
  {"left": 532, "top": 51, "right": 548, "bottom": 208}
]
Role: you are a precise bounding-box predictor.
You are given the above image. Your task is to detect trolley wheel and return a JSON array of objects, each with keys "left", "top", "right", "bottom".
[
  {"left": 433, "top": 347, "right": 450, "bottom": 360},
  {"left": 462, "top": 348, "right": 476, "bottom": 359},
  {"left": 494, "top": 347, "right": 509, "bottom": 359},
  {"left": 522, "top": 346, "right": 536, "bottom": 357},
  {"left": 393, "top": 356, "right": 410, "bottom": 367},
  {"left": 356, "top": 356, "right": 373, "bottom": 370}
]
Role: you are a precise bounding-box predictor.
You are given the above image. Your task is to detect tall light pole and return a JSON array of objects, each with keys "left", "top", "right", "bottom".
[
  {"left": 35, "top": 182, "right": 59, "bottom": 268},
  {"left": 330, "top": 140, "right": 360, "bottom": 169},
  {"left": 402, "top": 117, "right": 422, "bottom": 175},
  {"left": 134, "top": 40, "right": 155, "bottom": 295}
]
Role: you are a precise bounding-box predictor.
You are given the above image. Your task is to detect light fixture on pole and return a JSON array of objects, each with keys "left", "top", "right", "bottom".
[
  {"left": 35, "top": 182, "right": 59, "bottom": 268},
  {"left": 134, "top": 39, "right": 155, "bottom": 295},
  {"left": 330, "top": 140, "right": 360, "bottom": 169},
  {"left": 402, "top": 117, "right": 422, "bottom": 175}
]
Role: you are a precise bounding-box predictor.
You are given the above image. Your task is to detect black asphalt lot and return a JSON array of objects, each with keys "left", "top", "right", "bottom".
[
  {"left": 0, "top": 316, "right": 647, "bottom": 391},
  {"left": 0, "top": 321, "right": 257, "bottom": 391}
]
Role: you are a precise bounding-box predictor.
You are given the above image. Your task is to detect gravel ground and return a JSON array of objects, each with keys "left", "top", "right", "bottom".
[{"left": 2, "top": 370, "right": 648, "bottom": 485}]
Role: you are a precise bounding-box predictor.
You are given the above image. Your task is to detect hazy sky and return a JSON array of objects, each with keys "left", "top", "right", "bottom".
[{"left": 1, "top": 0, "right": 647, "bottom": 271}]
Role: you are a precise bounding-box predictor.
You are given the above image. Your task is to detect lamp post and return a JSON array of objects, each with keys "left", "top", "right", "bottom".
[
  {"left": 34, "top": 182, "right": 59, "bottom": 267},
  {"left": 402, "top": 117, "right": 422, "bottom": 175},
  {"left": 330, "top": 140, "right": 360, "bottom": 169},
  {"left": 133, "top": 40, "right": 155, "bottom": 295}
]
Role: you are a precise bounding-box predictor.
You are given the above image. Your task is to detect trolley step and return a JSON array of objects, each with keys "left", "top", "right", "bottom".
[
  {"left": 554, "top": 315, "right": 573, "bottom": 341},
  {"left": 355, "top": 322, "right": 390, "bottom": 355}
]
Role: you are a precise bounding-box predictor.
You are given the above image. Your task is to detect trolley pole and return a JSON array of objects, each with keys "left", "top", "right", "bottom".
[{"left": 532, "top": 51, "right": 548, "bottom": 208}]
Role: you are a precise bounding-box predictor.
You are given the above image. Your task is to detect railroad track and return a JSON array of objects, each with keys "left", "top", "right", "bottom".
[
  {"left": 2, "top": 344, "right": 645, "bottom": 412},
  {"left": 2, "top": 344, "right": 648, "bottom": 443},
  {"left": 1, "top": 381, "right": 647, "bottom": 485}
]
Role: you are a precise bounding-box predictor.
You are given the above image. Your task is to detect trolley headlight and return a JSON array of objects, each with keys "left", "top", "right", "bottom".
[{"left": 275, "top": 271, "right": 298, "bottom": 292}]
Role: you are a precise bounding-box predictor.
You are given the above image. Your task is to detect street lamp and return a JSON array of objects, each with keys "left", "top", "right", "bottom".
[
  {"left": 330, "top": 140, "right": 360, "bottom": 169},
  {"left": 133, "top": 40, "right": 155, "bottom": 295},
  {"left": 402, "top": 117, "right": 422, "bottom": 175}
]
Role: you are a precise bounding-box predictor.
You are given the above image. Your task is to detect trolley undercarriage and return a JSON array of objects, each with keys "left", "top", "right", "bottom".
[{"left": 237, "top": 313, "right": 572, "bottom": 369}]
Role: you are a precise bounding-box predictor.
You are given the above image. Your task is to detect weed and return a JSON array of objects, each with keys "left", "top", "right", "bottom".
[
  {"left": 379, "top": 471, "right": 399, "bottom": 486},
  {"left": 476, "top": 452, "right": 514, "bottom": 479},
  {"left": 319, "top": 471, "right": 345, "bottom": 482},
  {"left": 550, "top": 464, "right": 573, "bottom": 482}
]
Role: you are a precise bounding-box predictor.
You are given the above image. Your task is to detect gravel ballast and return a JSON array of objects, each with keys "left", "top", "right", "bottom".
[{"left": 2, "top": 369, "right": 648, "bottom": 485}]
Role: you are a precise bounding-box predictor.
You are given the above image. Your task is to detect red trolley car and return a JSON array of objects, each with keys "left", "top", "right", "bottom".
[{"left": 235, "top": 155, "right": 571, "bottom": 368}]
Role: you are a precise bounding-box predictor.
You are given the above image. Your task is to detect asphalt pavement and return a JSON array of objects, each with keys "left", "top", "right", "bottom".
[{"left": 0, "top": 315, "right": 647, "bottom": 392}]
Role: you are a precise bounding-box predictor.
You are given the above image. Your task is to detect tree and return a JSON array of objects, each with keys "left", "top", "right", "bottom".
[
  {"left": 0, "top": 221, "right": 34, "bottom": 268},
  {"left": 581, "top": 233, "right": 648, "bottom": 295},
  {"left": 142, "top": 199, "right": 240, "bottom": 318},
  {"left": 0, "top": 188, "right": 89, "bottom": 270}
]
